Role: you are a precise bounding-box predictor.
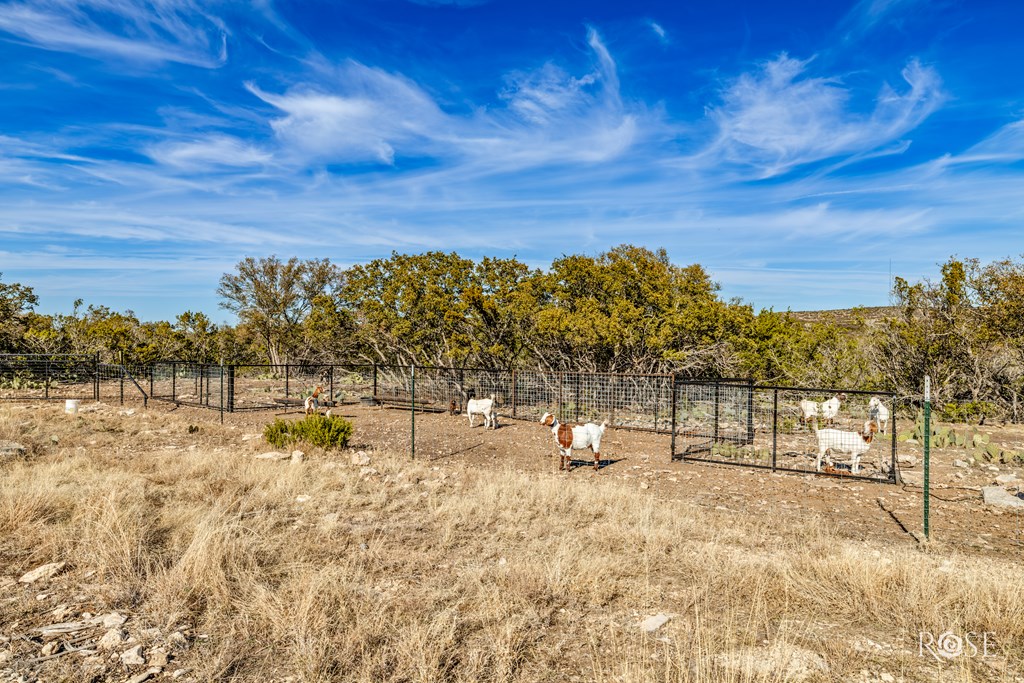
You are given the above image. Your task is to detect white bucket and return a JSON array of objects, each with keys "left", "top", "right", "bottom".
[{"left": 64, "top": 399, "right": 80, "bottom": 415}]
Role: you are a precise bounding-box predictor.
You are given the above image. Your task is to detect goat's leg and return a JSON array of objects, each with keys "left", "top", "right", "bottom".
[{"left": 593, "top": 449, "right": 600, "bottom": 471}]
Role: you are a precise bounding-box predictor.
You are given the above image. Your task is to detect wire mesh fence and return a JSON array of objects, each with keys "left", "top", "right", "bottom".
[
  {"left": 672, "top": 382, "right": 897, "bottom": 482},
  {"left": 229, "top": 364, "right": 376, "bottom": 411},
  {"left": 147, "top": 362, "right": 227, "bottom": 411},
  {"left": 0, "top": 354, "right": 98, "bottom": 401}
]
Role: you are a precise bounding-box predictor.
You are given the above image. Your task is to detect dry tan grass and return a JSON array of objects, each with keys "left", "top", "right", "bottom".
[{"left": 1, "top": 403, "right": 1023, "bottom": 682}]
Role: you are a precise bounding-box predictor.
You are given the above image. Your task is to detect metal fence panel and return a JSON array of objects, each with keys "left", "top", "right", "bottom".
[
  {"left": 673, "top": 382, "right": 896, "bottom": 483},
  {"left": 0, "top": 354, "right": 98, "bottom": 401}
]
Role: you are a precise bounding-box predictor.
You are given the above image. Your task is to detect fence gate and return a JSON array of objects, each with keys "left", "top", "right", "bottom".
[{"left": 672, "top": 380, "right": 897, "bottom": 483}]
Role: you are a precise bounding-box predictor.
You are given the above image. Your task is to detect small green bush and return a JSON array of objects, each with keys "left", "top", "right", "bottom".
[
  {"left": 263, "top": 414, "right": 354, "bottom": 450},
  {"left": 263, "top": 418, "right": 297, "bottom": 448},
  {"left": 939, "top": 401, "right": 996, "bottom": 424}
]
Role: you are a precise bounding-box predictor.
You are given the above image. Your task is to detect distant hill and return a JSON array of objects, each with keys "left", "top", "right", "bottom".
[{"left": 786, "top": 306, "right": 896, "bottom": 331}]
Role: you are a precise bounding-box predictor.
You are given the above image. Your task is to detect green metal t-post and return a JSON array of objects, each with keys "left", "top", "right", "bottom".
[
  {"left": 924, "top": 375, "right": 931, "bottom": 540},
  {"left": 411, "top": 365, "right": 416, "bottom": 460}
]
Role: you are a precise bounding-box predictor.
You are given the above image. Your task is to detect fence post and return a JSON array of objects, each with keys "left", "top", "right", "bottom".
[
  {"left": 574, "top": 373, "right": 580, "bottom": 422},
  {"left": 93, "top": 353, "right": 100, "bottom": 401},
  {"left": 329, "top": 366, "right": 334, "bottom": 406},
  {"left": 511, "top": 370, "right": 517, "bottom": 418},
  {"left": 559, "top": 372, "right": 564, "bottom": 417},
  {"left": 411, "top": 365, "right": 416, "bottom": 460},
  {"left": 924, "top": 376, "right": 931, "bottom": 540},
  {"left": 772, "top": 388, "right": 779, "bottom": 471},
  {"left": 220, "top": 365, "right": 225, "bottom": 424},
  {"left": 890, "top": 392, "right": 897, "bottom": 483},
  {"left": 373, "top": 363, "right": 378, "bottom": 399},
  {"left": 227, "top": 365, "right": 235, "bottom": 412},
  {"left": 746, "top": 379, "right": 755, "bottom": 445},
  {"left": 171, "top": 361, "right": 177, "bottom": 402},
  {"left": 670, "top": 374, "right": 678, "bottom": 460},
  {"left": 713, "top": 381, "right": 721, "bottom": 444},
  {"left": 654, "top": 376, "right": 660, "bottom": 432},
  {"left": 149, "top": 364, "right": 154, "bottom": 398},
  {"left": 285, "top": 363, "right": 290, "bottom": 399}
]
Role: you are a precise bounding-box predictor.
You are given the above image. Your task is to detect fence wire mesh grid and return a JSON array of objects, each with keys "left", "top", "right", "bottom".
[
  {"left": 672, "top": 383, "right": 897, "bottom": 483},
  {"left": 0, "top": 354, "right": 98, "bottom": 401},
  {"left": 1, "top": 355, "right": 899, "bottom": 483}
]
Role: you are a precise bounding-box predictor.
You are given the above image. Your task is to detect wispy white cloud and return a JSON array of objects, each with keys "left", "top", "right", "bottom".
[
  {"left": 704, "top": 53, "right": 944, "bottom": 177},
  {"left": 146, "top": 134, "right": 273, "bottom": 170},
  {"left": 245, "top": 27, "right": 647, "bottom": 169},
  {"left": 838, "top": 0, "right": 929, "bottom": 41},
  {"left": 649, "top": 20, "right": 668, "bottom": 44},
  {"left": 0, "top": 0, "right": 227, "bottom": 67}
]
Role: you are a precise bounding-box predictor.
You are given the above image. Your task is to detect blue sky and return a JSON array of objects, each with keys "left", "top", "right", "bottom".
[{"left": 1, "top": 0, "right": 1023, "bottom": 322}]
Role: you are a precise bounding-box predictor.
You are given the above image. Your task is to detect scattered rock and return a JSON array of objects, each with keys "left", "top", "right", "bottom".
[
  {"left": 148, "top": 648, "right": 169, "bottom": 668},
  {"left": 240, "top": 433, "right": 260, "bottom": 441},
  {"left": 291, "top": 450, "right": 304, "bottom": 464},
  {"left": 995, "top": 473, "right": 1019, "bottom": 485},
  {"left": 254, "top": 451, "right": 289, "bottom": 460},
  {"left": 714, "top": 644, "right": 828, "bottom": 682},
  {"left": 40, "top": 641, "right": 61, "bottom": 656},
  {"left": 101, "top": 612, "right": 127, "bottom": 628},
  {"left": 639, "top": 482, "right": 650, "bottom": 490},
  {"left": 360, "top": 466, "right": 379, "bottom": 477},
  {"left": 98, "top": 628, "right": 126, "bottom": 650},
  {"left": 126, "top": 668, "right": 163, "bottom": 683},
  {"left": 896, "top": 454, "right": 918, "bottom": 467},
  {"left": 982, "top": 486, "right": 1024, "bottom": 509},
  {"left": 953, "top": 459, "right": 969, "bottom": 468},
  {"left": 167, "top": 632, "right": 187, "bottom": 649},
  {"left": 18, "top": 561, "right": 66, "bottom": 584},
  {"left": 120, "top": 644, "right": 146, "bottom": 667},
  {"left": 119, "top": 409, "right": 136, "bottom": 416},
  {"left": 351, "top": 450, "right": 371, "bottom": 466},
  {"left": 0, "top": 440, "right": 27, "bottom": 457},
  {"left": 171, "top": 670, "right": 189, "bottom": 680},
  {"left": 899, "top": 471, "right": 922, "bottom": 486},
  {"left": 295, "top": 495, "right": 311, "bottom": 503},
  {"left": 639, "top": 614, "right": 672, "bottom": 632}
]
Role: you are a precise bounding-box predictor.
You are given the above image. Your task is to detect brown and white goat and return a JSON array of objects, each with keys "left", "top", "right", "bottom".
[
  {"left": 540, "top": 412, "right": 607, "bottom": 471},
  {"left": 304, "top": 385, "right": 324, "bottom": 415}
]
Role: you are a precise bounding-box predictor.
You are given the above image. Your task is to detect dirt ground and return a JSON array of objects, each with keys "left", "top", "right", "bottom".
[{"left": 227, "top": 399, "right": 1024, "bottom": 560}]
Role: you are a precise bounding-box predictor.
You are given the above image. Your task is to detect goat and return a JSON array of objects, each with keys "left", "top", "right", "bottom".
[
  {"left": 467, "top": 394, "right": 497, "bottom": 429},
  {"left": 540, "top": 412, "right": 606, "bottom": 471},
  {"left": 448, "top": 399, "right": 459, "bottom": 416},
  {"left": 814, "top": 420, "right": 878, "bottom": 474},
  {"left": 304, "top": 385, "right": 324, "bottom": 415},
  {"left": 868, "top": 396, "right": 890, "bottom": 434},
  {"left": 819, "top": 393, "right": 845, "bottom": 426},
  {"left": 798, "top": 400, "right": 818, "bottom": 427}
]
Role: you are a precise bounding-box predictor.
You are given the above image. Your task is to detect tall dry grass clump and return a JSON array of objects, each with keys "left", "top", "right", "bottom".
[{"left": 0, "top": 403, "right": 1022, "bottom": 682}]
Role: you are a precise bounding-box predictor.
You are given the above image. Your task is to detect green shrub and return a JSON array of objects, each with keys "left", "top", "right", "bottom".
[
  {"left": 262, "top": 414, "right": 354, "bottom": 450},
  {"left": 939, "top": 401, "right": 996, "bottom": 424},
  {"left": 263, "top": 418, "right": 298, "bottom": 448}
]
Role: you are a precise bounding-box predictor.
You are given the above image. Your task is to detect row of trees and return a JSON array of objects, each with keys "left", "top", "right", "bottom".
[{"left": 3, "top": 247, "right": 1024, "bottom": 419}]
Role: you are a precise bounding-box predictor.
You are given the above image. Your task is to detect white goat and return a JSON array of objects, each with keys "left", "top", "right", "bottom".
[
  {"left": 814, "top": 420, "right": 878, "bottom": 474},
  {"left": 467, "top": 394, "right": 497, "bottom": 429},
  {"left": 798, "top": 400, "right": 818, "bottom": 427},
  {"left": 540, "top": 412, "right": 607, "bottom": 471},
  {"left": 820, "top": 393, "right": 845, "bottom": 427},
  {"left": 868, "top": 396, "right": 890, "bottom": 434}
]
